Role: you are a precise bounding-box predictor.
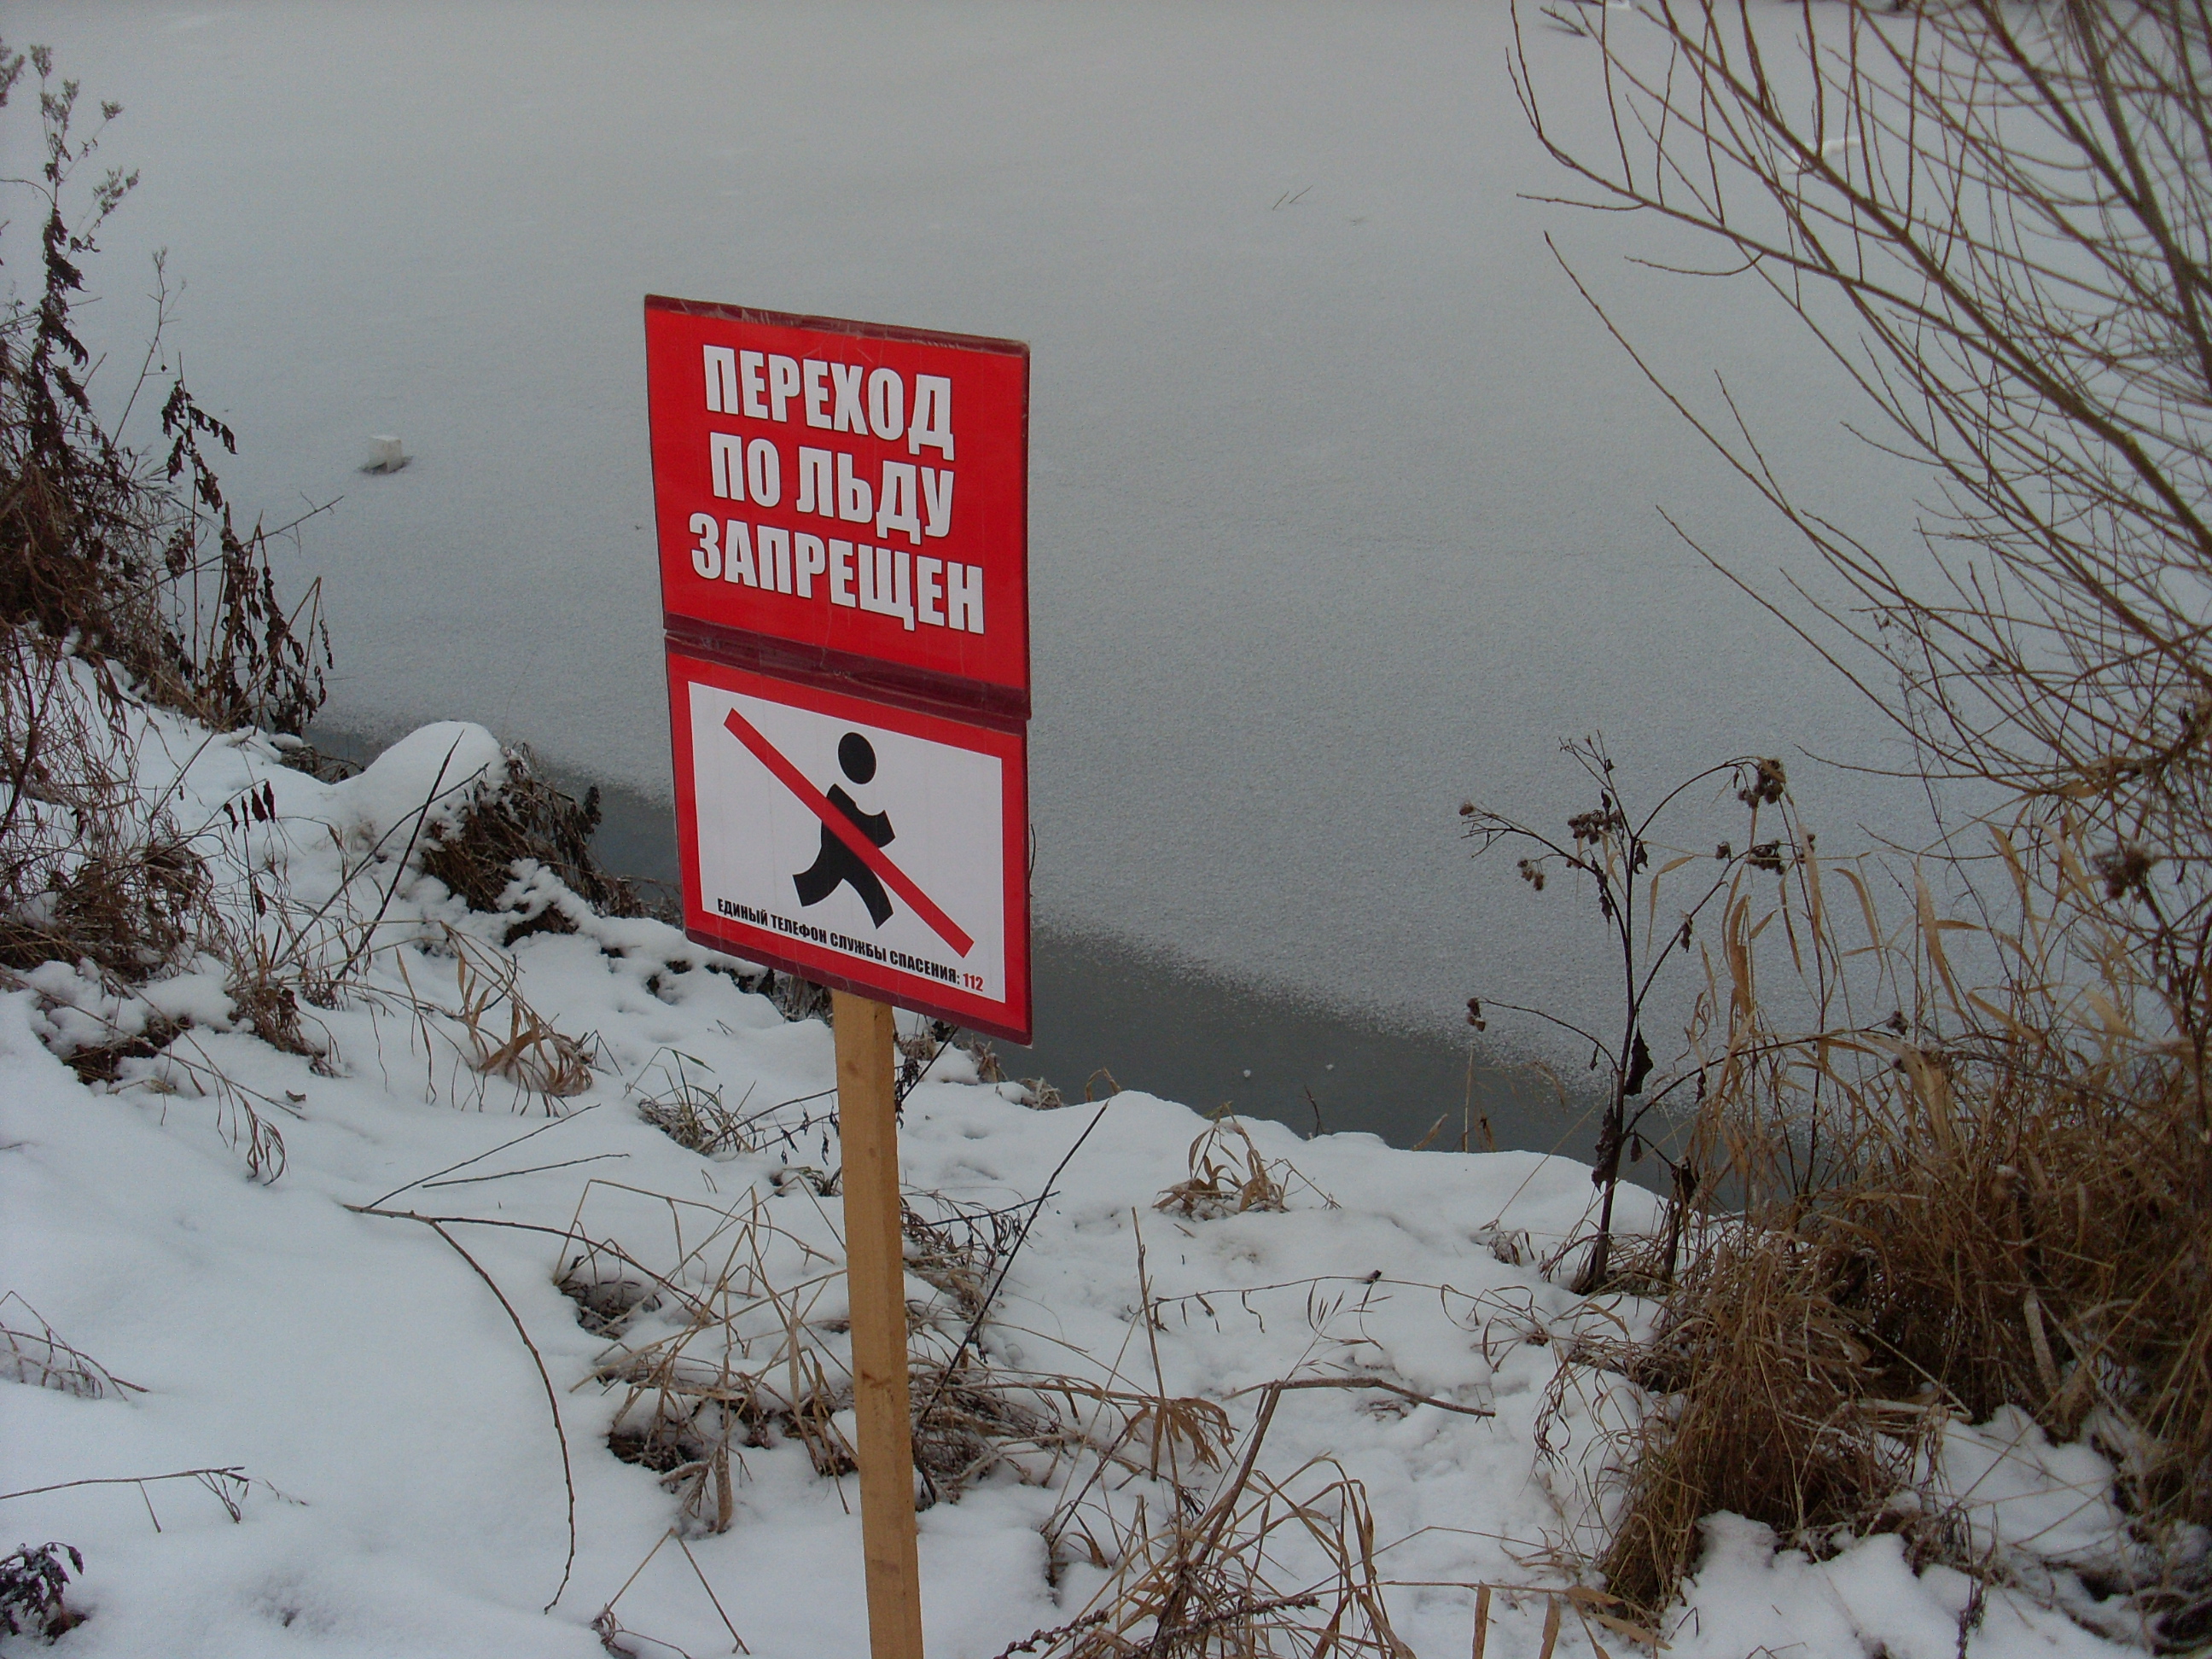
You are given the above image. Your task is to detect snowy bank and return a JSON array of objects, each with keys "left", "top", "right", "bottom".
[{"left": 0, "top": 659, "right": 2148, "bottom": 1658}]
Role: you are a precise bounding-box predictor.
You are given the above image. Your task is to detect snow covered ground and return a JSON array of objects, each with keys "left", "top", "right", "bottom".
[{"left": 0, "top": 662, "right": 2142, "bottom": 1656}]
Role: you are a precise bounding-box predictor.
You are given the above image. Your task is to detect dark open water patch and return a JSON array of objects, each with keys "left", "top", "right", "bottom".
[
  {"left": 310, "top": 725, "right": 1601, "bottom": 1162},
  {"left": 1014, "top": 928, "right": 1577, "bottom": 1155}
]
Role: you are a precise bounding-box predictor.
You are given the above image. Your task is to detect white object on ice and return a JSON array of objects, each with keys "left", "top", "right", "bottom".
[
  {"left": 1796, "top": 134, "right": 1863, "bottom": 174},
  {"left": 366, "top": 434, "right": 410, "bottom": 473}
]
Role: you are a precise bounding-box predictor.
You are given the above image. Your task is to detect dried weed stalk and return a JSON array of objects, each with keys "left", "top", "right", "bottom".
[
  {"left": 0, "top": 1464, "right": 259, "bottom": 1528},
  {"left": 632, "top": 1050, "right": 754, "bottom": 1156},
  {"left": 593, "top": 1524, "right": 751, "bottom": 1656},
  {"left": 1, "top": 633, "right": 205, "bottom": 976},
  {"left": 0, "top": 1542, "right": 84, "bottom": 1641},
  {"left": 3, "top": 47, "right": 329, "bottom": 738},
  {"left": 1464, "top": 739, "right": 1791, "bottom": 1290},
  {"left": 563, "top": 1180, "right": 858, "bottom": 1530},
  {"left": 1036, "top": 1381, "right": 1410, "bottom": 1659},
  {"left": 382, "top": 925, "right": 599, "bottom": 1108},
  {"left": 0, "top": 1293, "right": 142, "bottom": 1399},
  {"left": 1155, "top": 1115, "right": 1334, "bottom": 1220}
]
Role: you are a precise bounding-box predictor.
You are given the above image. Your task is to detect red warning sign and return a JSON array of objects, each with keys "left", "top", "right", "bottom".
[
  {"left": 649, "top": 298, "right": 1033, "bottom": 1041},
  {"left": 645, "top": 297, "right": 1030, "bottom": 720},
  {"left": 666, "top": 649, "right": 1032, "bottom": 1043}
]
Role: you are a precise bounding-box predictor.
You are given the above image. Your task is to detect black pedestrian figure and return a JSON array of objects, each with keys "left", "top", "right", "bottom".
[{"left": 793, "top": 732, "right": 895, "bottom": 926}]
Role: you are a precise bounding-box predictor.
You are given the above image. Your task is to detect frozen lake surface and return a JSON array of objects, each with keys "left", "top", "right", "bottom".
[
  {"left": 8, "top": 3, "right": 1938, "bottom": 1135},
  {"left": 570, "top": 758, "right": 1575, "bottom": 1154}
]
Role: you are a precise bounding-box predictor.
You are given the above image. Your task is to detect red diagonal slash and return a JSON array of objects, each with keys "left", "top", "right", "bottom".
[{"left": 722, "top": 707, "right": 975, "bottom": 958}]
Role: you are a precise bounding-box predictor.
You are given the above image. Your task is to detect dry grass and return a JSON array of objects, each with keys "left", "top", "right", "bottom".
[
  {"left": 1014, "top": 1226, "right": 1522, "bottom": 1658},
  {"left": 217, "top": 928, "right": 326, "bottom": 1059},
  {"left": 630, "top": 1051, "right": 755, "bottom": 1157},
  {"left": 381, "top": 926, "right": 601, "bottom": 1109},
  {"left": 1154, "top": 1115, "right": 1334, "bottom": 1221},
  {"left": 451, "top": 947, "right": 597, "bottom": 1098},
  {"left": 0, "top": 1294, "right": 143, "bottom": 1400},
  {"left": 1591, "top": 1226, "right": 1903, "bottom": 1614},
  {"left": 558, "top": 1179, "right": 1109, "bottom": 1534},
  {"left": 1584, "top": 801, "right": 2212, "bottom": 1646},
  {"left": 3, "top": 621, "right": 621, "bottom": 1181},
  {"left": 0, "top": 633, "right": 206, "bottom": 977},
  {"left": 769, "top": 972, "right": 833, "bottom": 1025},
  {"left": 550, "top": 1161, "right": 1446, "bottom": 1659},
  {"left": 562, "top": 1179, "right": 859, "bottom": 1529},
  {"left": 1034, "top": 1379, "right": 1410, "bottom": 1659},
  {"left": 903, "top": 1192, "right": 1155, "bottom": 1502}
]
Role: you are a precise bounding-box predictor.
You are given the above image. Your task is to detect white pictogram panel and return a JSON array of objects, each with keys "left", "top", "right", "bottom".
[{"left": 668, "top": 649, "right": 1030, "bottom": 1040}]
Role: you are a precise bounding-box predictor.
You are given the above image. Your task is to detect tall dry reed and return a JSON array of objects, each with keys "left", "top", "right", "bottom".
[{"left": 1597, "top": 795, "right": 2211, "bottom": 1647}]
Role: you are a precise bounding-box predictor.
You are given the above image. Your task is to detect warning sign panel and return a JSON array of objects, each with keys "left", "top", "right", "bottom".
[
  {"left": 667, "top": 649, "right": 1031, "bottom": 1043},
  {"left": 644, "top": 297, "right": 1030, "bottom": 720}
]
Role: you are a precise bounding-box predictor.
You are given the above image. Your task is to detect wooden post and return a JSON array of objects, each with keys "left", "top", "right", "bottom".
[{"left": 834, "top": 989, "right": 926, "bottom": 1659}]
